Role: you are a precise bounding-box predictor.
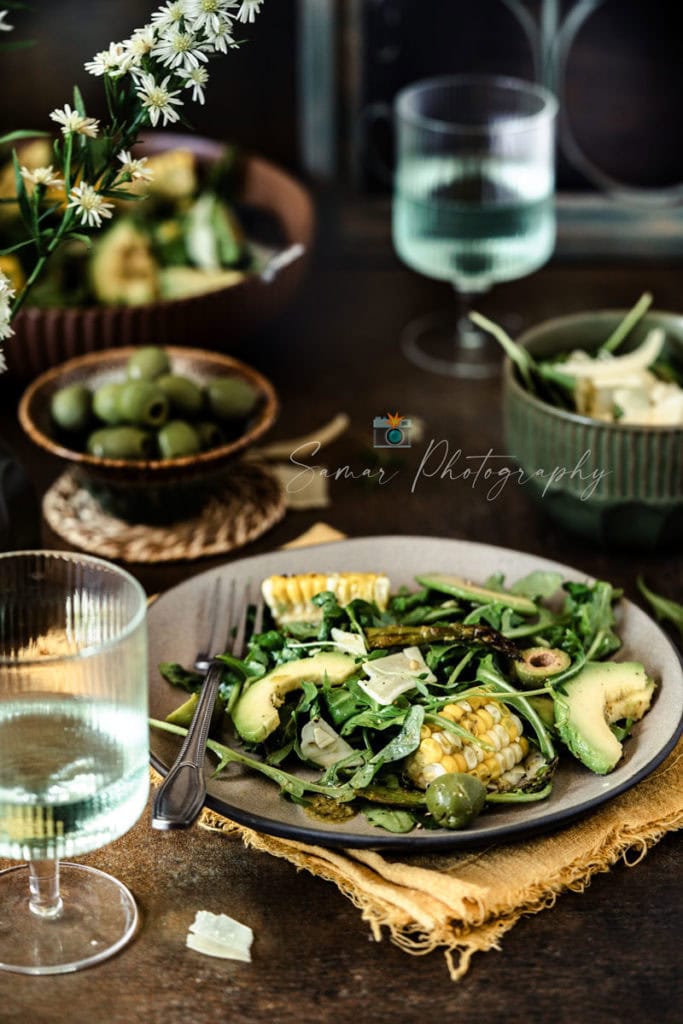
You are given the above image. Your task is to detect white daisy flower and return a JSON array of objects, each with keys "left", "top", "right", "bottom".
[
  {"left": 67, "top": 183, "right": 115, "bottom": 229},
  {"left": 117, "top": 150, "right": 154, "bottom": 182},
  {"left": 135, "top": 73, "right": 184, "bottom": 127},
  {"left": 0, "top": 271, "right": 15, "bottom": 344},
  {"left": 20, "top": 165, "right": 65, "bottom": 189},
  {"left": 0, "top": 309, "right": 12, "bottom": 343},
  {"left": 178, "top": 65, "right": 209, "bottom": 104},
  {"left": 236, "top": 0, "right": 263, "bottom": 24},
  {"left": 0, "top": 10, "right": 13, "bottom": 32},
  {"left": 84, "top": 41, "right": 130, "bottom": 78},
  {"left": 152, "top": 27, "right": 209, "bottom": 71},
  {"left": 0, "top": 272, "right": 14, "bottom": 299},
  {"left": 207, "top": 18, "right": 238, "bottom": 53},
  {"left": 151, "top": 1, "right": 188, "bottom": 30},
  {"left": 186, "top": 0, "right": 237, "bottom": 37},
  {"left": 124, "top": 24, "right": 157, "bottom": 62},
  {"left": 49, "top": 104, "right": 100, "bottom": 139}
]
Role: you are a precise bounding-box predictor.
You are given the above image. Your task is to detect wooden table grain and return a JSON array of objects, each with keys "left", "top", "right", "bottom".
[{"left": 1, "top": 191, "right": 681, "bottom": 1024}]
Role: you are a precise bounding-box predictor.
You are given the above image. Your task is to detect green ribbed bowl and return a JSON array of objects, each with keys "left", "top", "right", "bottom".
[{"left": 503, "top": 310, "right": 683, "bottom": 549}]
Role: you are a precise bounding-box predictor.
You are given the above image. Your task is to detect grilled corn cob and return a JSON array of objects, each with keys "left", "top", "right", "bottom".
[
  {"left": 405, "top": 695, "right": 529, "bottom": 790},
  {"left": 262, "top": 573, "right": 390, "bottom": 625}
]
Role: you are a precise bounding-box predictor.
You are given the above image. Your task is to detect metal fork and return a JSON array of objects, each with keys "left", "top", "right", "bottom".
[{"left": 151, "top": 578, "right": 262, "bottom": 830}]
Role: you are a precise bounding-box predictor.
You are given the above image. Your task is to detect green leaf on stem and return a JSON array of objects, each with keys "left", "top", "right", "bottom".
[
  {"left": 600, "top": 292, "right": 653, "bottom": 355},
  {"left": 0, "top": 238, "right": 36, "bottom": 256},
  {"left": 65, "top": 232, "right": 93, "bottom": 248},
  {"left": 73, "top": 85, "right": 87, "bottom": 117},
  {"left": 636, "top": 576, "right": 683, "bottom": 643},
  {"left": 469, "top": 310, "right": 537, "bottom": 393},
  {"left": 0, "top": 129, "right": 48, "bottom": 145},
  {"left": 11, "top": 148, "right": 33, "bottom": 230}
]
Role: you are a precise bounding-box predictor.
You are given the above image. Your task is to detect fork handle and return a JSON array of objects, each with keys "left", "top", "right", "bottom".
[{"left": 151, "top": 661, "right": 223, "bottom": 830}]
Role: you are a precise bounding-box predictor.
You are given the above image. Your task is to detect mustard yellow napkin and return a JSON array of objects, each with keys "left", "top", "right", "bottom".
[{"left": 157, "top": 523, "right": 683, "bottom": 980}]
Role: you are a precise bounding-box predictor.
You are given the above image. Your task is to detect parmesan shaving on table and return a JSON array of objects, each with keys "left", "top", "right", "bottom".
[{"left": 186, "top": 911, "right": 254, "bottom": 962}]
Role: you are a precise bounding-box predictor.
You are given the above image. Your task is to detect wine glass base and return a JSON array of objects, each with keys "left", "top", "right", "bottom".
[
  {"left": 0, "top": 862, "right": 138, "bottom": 975},
  {"left": 401, "top": 310, "right": 502, "bottom": 379}
]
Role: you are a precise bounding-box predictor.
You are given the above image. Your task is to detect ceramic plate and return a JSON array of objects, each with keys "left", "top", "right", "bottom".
[{"left": 148, "top": 536, "right": 683, "bottom": 850}]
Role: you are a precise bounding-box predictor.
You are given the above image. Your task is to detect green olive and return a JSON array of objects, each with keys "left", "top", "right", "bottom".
[
  {"left": 118, "top": 380, "right": 169, "bottom": 428},
  {"left": 197, "top": 420, "right": 227, "bottom": 450},
  {"left": 156, "top": 374, "right": 204, "bottom": 417},
  {"left": 87, "top": 426, "right": 154, "bottom": 460},
  {"left": 205, "top": 376, "right": 258, "bottom": 420},
  {"left": 425, "top": 773, "right": 487, "bottom": 830},
  {"left": 126, "top": 346, "right": 171, "bottom": 381},
  {"left": 92, "top": 381, "right": 126, "bottom": 426},
  {"left": 157, "top": 420, "right": 201, "bottom": 460},
  {"left": 50, "top": 383, "right": 92, "bottom": 433}
]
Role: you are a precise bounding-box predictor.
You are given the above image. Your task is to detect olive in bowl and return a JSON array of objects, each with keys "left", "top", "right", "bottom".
[{"left": 19, "top": 345, "right": 278, "bottom": 524}]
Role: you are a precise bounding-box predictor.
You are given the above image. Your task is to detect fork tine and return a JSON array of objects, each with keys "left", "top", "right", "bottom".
[
  {"left": 231, "top": 580, "right": 250, "bottom": 656},
  {"left": 152, "top": 577, "right": 263, "bottom": 830},
  {"left": 252, "top": 586, "right": 265, "bottom": 637},
  {"left": 221, "top": 577, "right": 236, "bottom": 655},
  {"left": 193, "top": 576, "right": 224, "bottom": 672}
]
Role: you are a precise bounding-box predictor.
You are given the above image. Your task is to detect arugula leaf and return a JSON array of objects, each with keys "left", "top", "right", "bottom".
[
  {"left": 361, "top": 808, "right": 417, "bottom": 833},
  {"left": 610, "top": 719, "right": 634, "bottom": 743},
  {"left": 158, "top": 661, "right": 203, "bottom": 693},
  {"left": 150, "top": 719, "right": 356, "bottom": 803},
  {"left": 510, "top": 570, "right": 563, "bottom": 600},
  {"left": 323, "top": 678, "right": 370, "bottom": 727},
  {"left": 599, "top": 291, "right": 652, "bottom": 355},
  {"left": 312, "top": 590, "right": 349, "bottom": 640},
  {"left": 349, "top": 705, "right": 424, "bottom": 789},
  {"left": 562, "top": 580, "right": 621, "bottom": 660},
  {"left": 637, "top": 576, "right": 683, "bottom": 643},
  {"left": 476, "top": 656, "right": 556, "bottom": 759}
]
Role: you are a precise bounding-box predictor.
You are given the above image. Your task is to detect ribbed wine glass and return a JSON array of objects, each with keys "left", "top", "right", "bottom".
[
  {"left": 0, "top": 551, "right": 148, "bottom": 975},
  {"left": 392, "top": 74, "right": 558, "bottom": 378}
]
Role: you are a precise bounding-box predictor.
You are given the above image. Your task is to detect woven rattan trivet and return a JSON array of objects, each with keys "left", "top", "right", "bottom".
[{"left": 43, "top": 461, "right": 286, "bottom": 563}]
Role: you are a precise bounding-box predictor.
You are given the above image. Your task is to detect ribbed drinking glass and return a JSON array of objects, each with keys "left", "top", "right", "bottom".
[{"left": 0, "top": 551, "right": 148, "bottom": 975}]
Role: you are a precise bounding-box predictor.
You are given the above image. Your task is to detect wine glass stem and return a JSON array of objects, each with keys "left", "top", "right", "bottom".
[
  {"left": 28, "top": 860, "right": 63, "bottom": 919},
  {"left": 454, "top": 287, "right": 487, "bottom": 352}
]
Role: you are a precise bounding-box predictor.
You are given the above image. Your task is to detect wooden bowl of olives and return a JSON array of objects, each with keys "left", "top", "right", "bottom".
[{"left": 18, "top": 345, "right": 278, "bottom": 523}]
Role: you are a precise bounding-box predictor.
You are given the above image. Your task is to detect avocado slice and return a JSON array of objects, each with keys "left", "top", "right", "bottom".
[
  {"left": 515, "top": 647, "right": 571, "bottom": 686},
  {"left": 166, "top": 691, "right": 224, "bottom": 733},
  {"left": 416, "top": 573, "right": 537, "bottom": 615},
  {"left": 231, "top": 652, "right": 358, "bottom": 745},
  {"left": 553, "top": 661, "right": 655, "bottom": 775}
]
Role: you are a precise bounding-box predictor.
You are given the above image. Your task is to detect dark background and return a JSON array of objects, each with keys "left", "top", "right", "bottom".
[{"left": 2, "top": 0, "right": 682, "bottom": 191}]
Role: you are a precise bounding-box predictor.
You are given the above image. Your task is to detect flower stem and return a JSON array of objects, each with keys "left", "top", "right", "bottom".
[{"left": 11, "top": 209, "right": 77, "bottom": 318}]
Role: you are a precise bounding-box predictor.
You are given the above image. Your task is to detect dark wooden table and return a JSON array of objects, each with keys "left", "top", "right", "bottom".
[{"left": 1, "top": 191, "right": 681, "bottom": 1024}]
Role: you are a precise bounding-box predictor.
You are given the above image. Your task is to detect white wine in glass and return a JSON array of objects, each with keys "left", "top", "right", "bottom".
[
  {"left": 392, "top": 74, "right": 557, "bottom": 378},
  {"left": 0, "top": 551, "right": 149, "bottom": 975}
]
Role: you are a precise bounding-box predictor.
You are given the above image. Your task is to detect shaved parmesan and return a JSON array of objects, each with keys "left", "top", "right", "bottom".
[
  {"left": 300, "top": 716, "right": 360, "bottom": 768},
  {"left": 561, "top": 328, "right": 665, "bottom": 380},
  {"left": 359, "top": 647, "right": 436, "bottom": 706},
  {"left": 187, "top": 911, "right": 253, "bottom": 962},
  {"left": 330, "top": 627, "right": 367, "bottom": 656}
]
